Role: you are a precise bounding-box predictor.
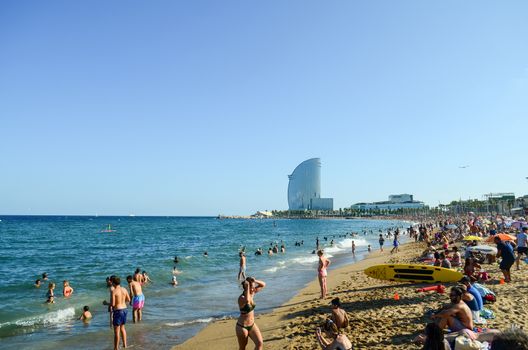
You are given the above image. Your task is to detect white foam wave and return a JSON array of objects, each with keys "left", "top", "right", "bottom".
[
  {"left": 165, "top": 317, "right": 214, "bottom": 327},
  {"left": 291, "top": 256, "right": 319, "bottom": 265},
  {"left": 0, "top": 307, "right": 75, "bottom": 329},
  {"left": 264, "top": 265, "right": 286, "bottom": 273}
]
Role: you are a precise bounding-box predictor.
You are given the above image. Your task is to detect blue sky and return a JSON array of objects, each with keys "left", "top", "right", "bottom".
[{"left": 1, "top": 1, "right": 527, "bottom": 215}]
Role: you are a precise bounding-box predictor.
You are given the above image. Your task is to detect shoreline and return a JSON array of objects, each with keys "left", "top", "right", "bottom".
[
  {"left": 172, "top": 241, "right": 418, "bottom": 349},
  {"left": 173, "top": 236, "right": 528, "bottom": 349}
]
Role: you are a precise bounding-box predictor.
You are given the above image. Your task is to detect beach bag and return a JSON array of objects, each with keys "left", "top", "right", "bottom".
[
  {"left": 472, "top": 283, "right": 496, "bottom": 304},
  {"left": 454, "top": 334, "right": 483, "bottom": 350}
]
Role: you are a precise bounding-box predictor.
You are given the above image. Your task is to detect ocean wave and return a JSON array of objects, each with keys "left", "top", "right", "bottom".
[
  {"left": 0, "top": 307, "right": 75, "bottom": 329},
  {"left": 165, "top": 317, "right": 215, "bottom": 327},
  {"left": 264, "top": 265, "right": 286, "bottom": 273}
]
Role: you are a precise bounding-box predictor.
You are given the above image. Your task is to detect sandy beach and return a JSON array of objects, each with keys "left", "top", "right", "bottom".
[{"left": 174, "top": 240, "right": 528, "bottom": 349}]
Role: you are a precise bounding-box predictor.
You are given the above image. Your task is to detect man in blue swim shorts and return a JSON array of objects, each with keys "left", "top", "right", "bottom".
[{"left": 111, "top": 277, "right": 130, "bottom": 350}]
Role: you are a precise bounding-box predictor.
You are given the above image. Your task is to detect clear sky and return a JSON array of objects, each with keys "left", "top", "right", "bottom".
[{"left": 1, "top": 1, "right": 527, "bottom": 216}]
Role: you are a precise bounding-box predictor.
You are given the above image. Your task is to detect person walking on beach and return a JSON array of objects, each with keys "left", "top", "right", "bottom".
[
  {"left": 317, "top": 250, "right": 331, "bottom": 299},
  {"left": 379, "top": 234, "right": 385, "bottom": 252},
  {"left": 238, "top": 252, "right": 247, "bottom": 281},
  {"left": 390, "top": 235, "right": 400, "bottom": 254},
  {"left": 236, "top": 276, "right": 266, "bottom": 350},
  {"left": 495, "top": 236, "right": 515, "bottom": 283},
  {"left": 111, "top": 277, "right": 130, "bottom": 350},
  {"left": 516, "top": 227, "right": 528, "bottom": 270}
]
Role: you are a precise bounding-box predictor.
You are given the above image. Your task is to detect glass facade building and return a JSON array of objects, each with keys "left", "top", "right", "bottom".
[{"left": 287, "top": 158, "right": 333, "bottom": 210}]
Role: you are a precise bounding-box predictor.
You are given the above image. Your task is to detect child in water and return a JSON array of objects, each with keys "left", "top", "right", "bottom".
[
  {"left": 79, "top": 306, "right": 92, "bottom": 321},
  {"left": 46, "top": 282, "right": 55, "bottom": 303},
  {"left": 63, "top": 280, "right": 74, "bottom": 297},
  {"left": 368, "top": 245, "right": 372, "bottom": 252}
]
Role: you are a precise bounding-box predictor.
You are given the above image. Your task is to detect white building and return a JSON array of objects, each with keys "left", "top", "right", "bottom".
[{"left": 351, "top": 194, "right": 425, "bottom": 211}]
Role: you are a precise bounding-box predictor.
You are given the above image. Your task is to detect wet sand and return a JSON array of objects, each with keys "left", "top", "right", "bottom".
[{"left": 173, "top": 241, "right": 528, "bottom": 349}]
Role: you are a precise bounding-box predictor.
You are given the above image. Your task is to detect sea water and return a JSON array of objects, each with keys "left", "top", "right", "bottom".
[{"left": 0, "top": 216, "right": 410, "bottom": 349}]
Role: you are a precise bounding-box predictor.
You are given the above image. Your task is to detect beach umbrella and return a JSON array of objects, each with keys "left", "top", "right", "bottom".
[
  {"left": 446, "top": 224, "right": 457, "bottom": 229},
  {"left": 486, "top": 233, "right": 516, "bottom": 242},
  {"left": 463, "top": 235, "right": 482, "bottom": 241}
]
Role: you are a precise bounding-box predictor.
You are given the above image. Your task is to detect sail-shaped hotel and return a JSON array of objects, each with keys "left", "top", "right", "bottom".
[{"left": 287, "top": 158, "right": 333, "bottom": 211}]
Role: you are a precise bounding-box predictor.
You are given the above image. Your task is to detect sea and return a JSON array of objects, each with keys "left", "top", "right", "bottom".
[{"left": 0, "top": 216, "right": 412, "bottom": 349}]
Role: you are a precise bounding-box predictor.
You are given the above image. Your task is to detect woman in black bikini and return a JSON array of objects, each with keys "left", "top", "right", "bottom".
[{"left": 236, "top": 276, "right": 266, "bottom": 350}]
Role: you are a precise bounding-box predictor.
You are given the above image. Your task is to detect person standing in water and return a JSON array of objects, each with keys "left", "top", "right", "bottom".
[
  {"left": 379, "top": 234, "right": 385, "bottom": 252},
  {"left": 351, "top": 241, "right": 356, "bottom": 256},
  {"left": 317, "top": 250, "right": 331, "bottom": 299},
  {"left": 235, "top": 276, "right": 266, "bottom": 350},
  {"left": 111, "top": 277, "right": 130, "bottom": 350},
  {"left": 238, "top": 252, "right": 247, "bottom": 281},
  {"left": 126, "top": 275, "right": 145, "bottom": 323},
  {"left": 63, "top": 280, "right": 74, "bottom": 297}
]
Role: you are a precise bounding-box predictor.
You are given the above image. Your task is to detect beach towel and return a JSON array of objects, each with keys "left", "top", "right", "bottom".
[
  {"left": 480, "top": 308, "right": 495, "bottom": 319},
  {"left": 454, "top": 334, "right": 483, "bottom": 350},
  {"left": 472, "top": 283, "right": 496, "bottom": 304}
]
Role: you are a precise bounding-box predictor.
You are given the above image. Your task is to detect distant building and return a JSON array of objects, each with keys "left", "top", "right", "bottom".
[
  {"left": 351, "top": 194, "right": 424, "bottom": 211},
  {"left": 287, "top": 158, "right": 333, "bottom": 211}
]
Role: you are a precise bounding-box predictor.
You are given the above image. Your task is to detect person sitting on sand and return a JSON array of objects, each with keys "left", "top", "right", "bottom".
[
  {"left": 431, "top": 286, "right": 474, "bottom": 333},
  {"left": 79, "top": 305, "right": 92, "bottom": 321},
  {"left": 440, "top": 253, "right": 452, "bottom": 269},
  {"left": 415, "top": 323, "right": 450, "bottom": 350},
  {"left": 236, "top": 277, "right": 266, "bottom": 350},
  {"left": 330, "top": 298, "right": 349, "bottom": 330},
  {"left": 418, "top": 244, "right": 436, "bottom": 262},
  {"left": 316, "top": 319, "right": 353, "bottom": 350},
  {"left": 433, "top": 252, "right": 442, "bottom": 266},
  {"left": 451, "top": 247, "right": 462, "bottom": 267},
  {"left": 463, "top": 257, "right": 481, "bottom": 282}
]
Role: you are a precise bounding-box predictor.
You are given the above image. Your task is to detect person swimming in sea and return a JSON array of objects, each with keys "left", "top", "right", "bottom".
[
  {"left": 235, "top": 277, "right": 266, "bottom": 350},
  {"left": 79, "top": 305, "right": 92, "bottom": 321},
  {"left": 35, "top": 279, "right": 41, "bottom": 288},
  {"left": 171, "top": 275, "right": 178, "bottom": 286}
]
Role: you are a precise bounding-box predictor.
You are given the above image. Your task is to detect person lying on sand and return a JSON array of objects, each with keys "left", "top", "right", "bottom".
[{"left": 316, "top": 319, "right": 352, "bottom": 350}]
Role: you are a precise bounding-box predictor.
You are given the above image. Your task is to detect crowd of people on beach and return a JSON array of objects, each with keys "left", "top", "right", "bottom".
[
  {"left": 31, "top": 214, "right": 528, "bottom": 350},
  {"left": 233, "top": 214, "right": 528, "bottom": 350}
]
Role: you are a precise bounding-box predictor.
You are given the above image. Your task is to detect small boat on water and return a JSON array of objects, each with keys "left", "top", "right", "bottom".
[{"left": 100, "top": 224, "right": 116, "bottom": 233}]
